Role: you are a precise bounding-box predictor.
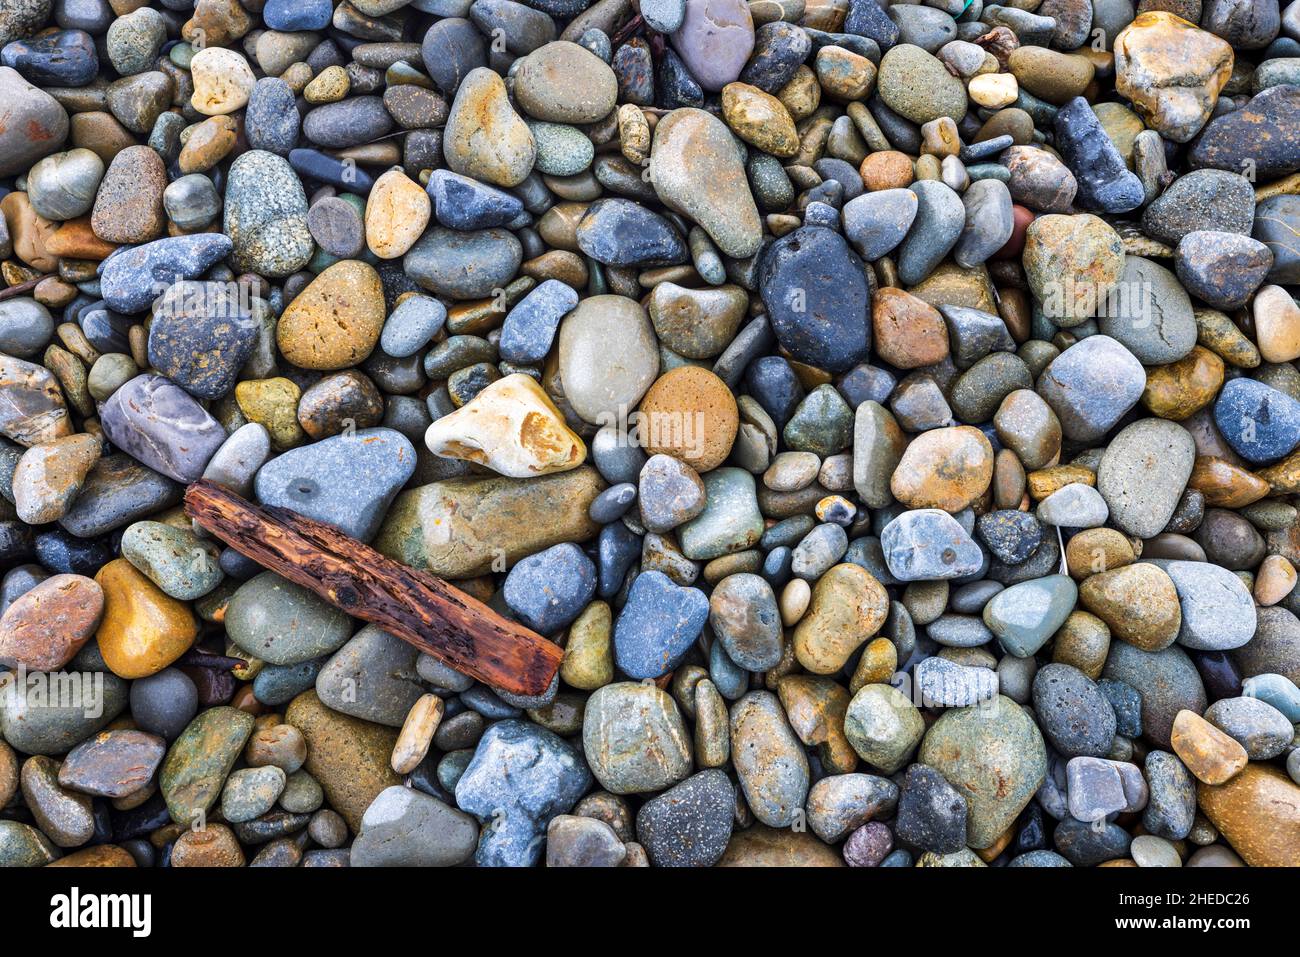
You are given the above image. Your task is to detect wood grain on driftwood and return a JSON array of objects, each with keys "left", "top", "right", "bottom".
[{"left": 184, "top": 479, "right": 562, "bottom": 696}]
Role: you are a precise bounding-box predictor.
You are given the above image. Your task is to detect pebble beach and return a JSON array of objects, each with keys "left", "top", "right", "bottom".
[{"left": 0, "top": 0, "right": 1297, "bottom": 871}]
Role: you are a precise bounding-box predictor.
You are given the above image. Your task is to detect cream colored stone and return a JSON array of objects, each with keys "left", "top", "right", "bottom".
[
  {"left": 968, "top": 73, "right": 1018, "bottom": 109},
  {"left": 390, "top": 693, "right": 443, "bottom": 775},
  {"left": 189, "top": 47, "right": 257, "bottom": 116},
  {"left": 365, "top": 169, "right": 431, "bottom": 259},
  {"left": 424, "top": 373, "right": 587, "bottom": 477},
  {"left": 1253, "top": 285, "right": 1300, "bottom": 364}
]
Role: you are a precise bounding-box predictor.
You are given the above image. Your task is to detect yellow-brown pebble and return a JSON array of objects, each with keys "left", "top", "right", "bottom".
[
  {"left": 720, "top": 82, "right": 799, "bottom": 158},
  {"left": 275, "top": 260, "right": 386, "bottom": 370},
  {"left": 1065, "top": 527, "right": 1136, "bottom": 578},
  {"left": 170, "top": 822, "right": 246, "bottom": 866},
  {"left": 1197, "top": 764, "right": 1300, "bottom": 866},
  {"left": 871, "top": 288, "right": 950, "bottom": 369},
  {"left": 792, "top": 563, "right": 888, "bottom": 674},
  {"left": 1170, "top": 709, "right": 1248, "bottom": 785},
  {"left": 1188, "top": 456, "right": 1270, "bottom": 508},
  {"left": 891, "top": 426, "right": 994, "bottom": 512},
  {"left": 638, "top": 366, "right": 739, "bottom": 473},
  {"left": 1140, "top": 346, "right": 1224, "bottom": 419},
  {"left": 1078, "top": 563, "right": 1181, "bottom": 652},
  {"left": 94, "top": 559, "right": 198, "bottom": 679}
]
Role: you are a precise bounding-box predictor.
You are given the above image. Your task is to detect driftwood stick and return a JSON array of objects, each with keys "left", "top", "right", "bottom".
[
  {"left": 184, "top": 479, "right": 562, "bottom": 697},
  {"left": 0, "top": 276, "right": 47, "bottom": 302}
]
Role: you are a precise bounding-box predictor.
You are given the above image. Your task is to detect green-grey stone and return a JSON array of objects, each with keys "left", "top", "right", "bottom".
[
  {"left": 783, "top": 384, "right": 853, "bottom": 457},
  {"left": 983, "top": 574, "right": 1077, "bottom": 657},
  {"left": 160, "top": 706, "right": 255, "bottom": 824},
  {"left": 221, "top": 766, "right": 287, "bottom": 823},
  {"left": 120, "top": 520, "right": 224, "bottom": 600},
  {"left": 225, "top": 571, "right": 353, "bottom": 666},
  {"left": 678, "top": 467, "right": 764, "bottom": 561},
  {"left": 0, "top": 821, "right": 59, "bottom": 866},
  {"left": 528, "top": 120, "right": 595, "bottom": 176},
  {"left": 843, "top": 683, "right": 925, "bottom": 773},
  {"left": 918, "top": 695, "right": 1047, "bottom": 848},
  {"left": 0, "top": 671, "right": 128, "bottom": 756}
]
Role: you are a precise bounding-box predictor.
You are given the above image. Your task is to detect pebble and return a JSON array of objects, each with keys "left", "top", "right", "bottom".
[
  {"left": 919, "top": 695, "right": 1047, "bottom": 848},
  {"left": 95, "top": 558, "right": 197, "bottom": 679},
  {"left": 582, "top": 682, "right": 689, "bottom": 794},
  {"left": 612, "top": 569, "right": 708, "bottom": 679},
  {"left": 731, "top": 690, "right": 810, "bottom": 827},
  {"left": 635, "top": 769, "right": 733, "bottom": 867},
  {"left": 352, "top": 786, "right": 477, "bottom": 867},
  {"left": 0, "top": 572, "right": 101, "bottom": 671}
]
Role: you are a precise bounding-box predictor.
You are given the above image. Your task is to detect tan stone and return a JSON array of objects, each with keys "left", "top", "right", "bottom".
[
  {"left": 1114, "top": 11, "right": 1233, "bottom": 143},
  {"left": 638, "top": 366, "right": 739, "bottom": 473},
  {"left": 276, "top": 260, "right": 385, "bottom": 370},
  {"left": 1196, "top": 764, "right": 1300, "bottom": 866},
  {"left": 1079, "top": 563, "right": 1181, "bottom": 652},
  {"left": 871, "top": 287, "right": 949, "bottom": 369},
  {"left": 721, "top": 82, "right": 798, "bottom": 158},
  {"left": 1253, "top": 285, "right": 1300, "bottom": 363},
  {"left": 792, "top": 563, "right": 888, "bottom": 674},
  {"left": 365, "top": 169, "right": 431, "bottom": 259}
]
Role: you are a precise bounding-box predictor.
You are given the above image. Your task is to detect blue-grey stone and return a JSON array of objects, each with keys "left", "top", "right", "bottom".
[
  {"left": 1054, "top": 96, "right": 1143, "bottom": 213},
  {"left": 244, "top": 78, "right": 300, "bottom": 155},
  {"left": 146, "top": 280, "right": 257, "bottom": 400},
  {"left": 914, "top": 655, "right": 998, "bottom": 707},
  {"left": 1241, "top": 672, "right": 1300, "bottom": 722},
  {"left": 1037, "top": 335, "right": 1146, "bottom": 442},
  {"left": 2, "top": 29, "right": 98, "bottom": 86},
  {"left": 613, "top": 570, "right": 709, "bottom": 679},
  {"left": 897, "top": 180, "right": 964, "bottom": 285},
  {"left": 1147, "top": 558, "right": 1257, "bottom": 651},
  {"left": 99, "top": 234, "right": 234, "bottom": 314},
  {"left": 454, "top": 719, "right": 591, "bottom": 867},
  {"left": 708, "top": 572, "right": 781, "bottom": 671},
  {"left": 984, "top": 575, "right": 1077, "bottom": 658},
  {"left": 880, "top": 508, "right": 984, "bottom": 581},
  {"left": 1036, "top": 482, "right": 1109, "bottom": 527},
  {"left": 739, "top": 20, "right": 812, "bottom": 92},
  {"left": 588, "top": 482, "right": 636, "bottom": 523},
  {"left": 252, "top": 659, "right": 323, "bottom": 707},
  {"left": 1098, "top": 677, "right": 1143, "bottom": 738},
  {"left": 58, "top": 454, "right": 180, "bottom": 538},
  {"left": 975, "top": 509, "right": 1043, "bottom": 564},
  {"left": 635, "top": 769, "right": 734, "bottom": 867},
  {"left": 380, "top": 295, "right": 447, "bottom": 358},
  {"left": 1033, "top": 663, "right": 1117, "bottom": 757},
  {"left": 575, "top": 198, "right": 687, "bottom": 267},
  {"left": 502, "top": 542, "right": 596, "bottom": 634},
  {"left": 759, "top": 225, "right": 871, "bottom": 373},
  {"left": 99, "top": 374, "right": 226, "bottom": 483},
  {"left": 426, "top": 168, "right": 525, "bottom": 230},
  {"left": 677, "top": 467, "right": 764, "bottom": 560},
  {"left": 404, "top": 227, "right": 522, "bottom": 299},
  {"left": 498, "top": 279, "right": 578, "bottom": 364},
  {"left": 263, "top": 0, "right": 332, "bottom": 30},
  {"left": 1213, "top": 376, "right": 1300, "bottom": 464},
  {"left": 1142, "top": 749, "right": 1196, "bottom": 840},
  {"left": 254, "top": 428, "right": 417, "bottom": 542},
  {"left": 596, "top": 521, "right": 639, "bottom": 599},
  {"left": 954, "top": 178, "right": 1015, "bottom": 268},
  {"left": 926, "top": 613, "right": 994, "bottom": 648}
]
